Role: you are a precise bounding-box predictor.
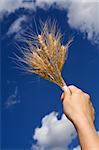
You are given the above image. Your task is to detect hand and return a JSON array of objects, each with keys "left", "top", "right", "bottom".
[
  {"left": 61, "top": 85, "right": 95, "bottom": 128},
  {"left": 61, "top": 85, "right": 99, "bottom": 150}
]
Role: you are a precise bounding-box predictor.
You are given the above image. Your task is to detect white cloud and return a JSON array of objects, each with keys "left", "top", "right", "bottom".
[
  {"left": 5, "top": 86, "right": 20, "bottom": 108},
  {"left": 7, "top": 15, "right": 27, "bottom": 35},
  {"left": 66, "top": 0, "right": 99, "bottom": 44},
  {"left": 35, "top": 0, "right": 99, "bottom": 43},
  {"left": 0, "top": 0, "right": 34, "bottom": 13},
  {"left": 32, "top": 112, "right": 77, "bottom": 150},
  {"left": 1, "top": 0, "right": 99, "bottom": 43},
  {"left": 35, "top": 0, "right": 69, "bottom": 9},
  {"left": 32, "top": 111, "right": 99, "bottom": 150},
  {"left": 73, "top": 146, "right": 81, "bottom": 150}
]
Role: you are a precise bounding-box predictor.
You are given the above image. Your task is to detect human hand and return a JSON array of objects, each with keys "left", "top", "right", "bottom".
[
  {"left": 61, "top": 85, "right": 99, "bottom": 150},
  {"left": 61, "top": 85, "right": 95, "bottom": 128}
]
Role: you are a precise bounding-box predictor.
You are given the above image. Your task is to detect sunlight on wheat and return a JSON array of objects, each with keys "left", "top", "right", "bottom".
[{"left": 15, "top": 20, "right": 73, "bottom": 90}]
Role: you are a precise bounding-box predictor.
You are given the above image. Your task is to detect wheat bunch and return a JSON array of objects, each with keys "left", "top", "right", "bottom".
[{"left": 15, "top": 20, "right": 72, "bottom": 91}]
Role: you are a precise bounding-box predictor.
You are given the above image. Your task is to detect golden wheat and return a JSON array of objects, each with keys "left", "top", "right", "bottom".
[{"left": 15, "top": 20, "right": 73, "bottom": 91}]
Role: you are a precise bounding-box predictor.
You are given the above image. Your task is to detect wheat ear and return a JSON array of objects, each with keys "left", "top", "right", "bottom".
[{"left": 15, "top": 20, "right": 73, "bottom": 91}]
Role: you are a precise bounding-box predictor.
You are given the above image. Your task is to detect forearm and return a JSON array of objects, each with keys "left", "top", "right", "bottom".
[
  {"left": 61, "top": 85, "right": 99, "bottom": 149},
  {"left": 75, "top": 118, "right": 99, "bottom": 150}
]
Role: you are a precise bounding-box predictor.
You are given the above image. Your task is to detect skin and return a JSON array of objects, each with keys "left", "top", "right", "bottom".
[{"left": 61, "top": 85, "right": 99, "bottom": 150}]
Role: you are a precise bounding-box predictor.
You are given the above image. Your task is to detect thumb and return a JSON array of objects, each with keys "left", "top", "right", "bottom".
[{"left": 61, "top": 87, "right": 71, "bottom": 102}]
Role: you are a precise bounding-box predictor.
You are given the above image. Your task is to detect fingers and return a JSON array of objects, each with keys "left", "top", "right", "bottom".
[
  {"left": 61, "top": 85, "right": 80, "bottom": 102},
  {"left": 61, "top": 92, "right": 65, "bottom": 102},
  {"left": 84, "top": 93, "right": 90, "bottom": 99},
  {"left": 61, "top": 85, "right": 91, "bottom": 104},
  {"left": 69, "top": 86, "right": 91, "bottom": 99},
  {"left": 89, "top": 101, "right": 95, "bottom": 121},
  {"left": 61, "top": 87, "right": 71, "bottom": 102},
  {"left": 84, "top": 92, "right": 95, "bottom": 121},
  {"left": 68, "top": 85, "right": 83, "bottom": 94}
]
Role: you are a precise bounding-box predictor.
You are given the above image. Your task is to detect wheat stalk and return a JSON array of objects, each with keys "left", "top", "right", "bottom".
[{"left": 15, "top": 20, "right": 73, "bottom": 91}]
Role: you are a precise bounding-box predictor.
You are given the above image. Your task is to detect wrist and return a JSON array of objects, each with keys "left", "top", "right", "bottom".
[
  {"left": 73, "top": 116, "right": 99, "bottom": 150},
  {"left": 74, "top": 115, "right": 97, "bottom": 136},
  {"left": 72, "top": 113, "right": 93, "bottom": 127}
]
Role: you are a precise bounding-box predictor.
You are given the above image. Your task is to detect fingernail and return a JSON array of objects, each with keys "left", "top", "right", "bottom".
[{"left": 62, "top": 86, "right": 68, "bottom": 92}]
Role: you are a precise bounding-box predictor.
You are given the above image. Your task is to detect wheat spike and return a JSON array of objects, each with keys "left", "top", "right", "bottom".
[{"left": 15, "top": 20, "right": 73, "bottom": 90}]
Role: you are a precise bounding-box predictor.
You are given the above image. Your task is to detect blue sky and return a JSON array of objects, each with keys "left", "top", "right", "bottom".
[{"left": 1, "top": 1, "right": 99, "bottom": 150}]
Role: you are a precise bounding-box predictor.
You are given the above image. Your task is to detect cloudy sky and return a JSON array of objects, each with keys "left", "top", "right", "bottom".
[{"left": 1, "top": 0, "right": 99, "bottom": 150}]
